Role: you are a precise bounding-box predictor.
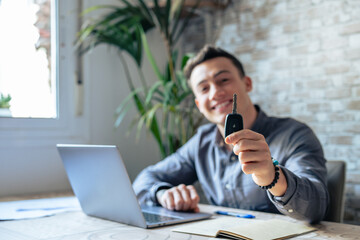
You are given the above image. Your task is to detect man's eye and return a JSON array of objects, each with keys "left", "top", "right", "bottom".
[
  {"left": 201, "top": 86, "right": 208, "bottom": 92},
  {"left": 221, "top": 78, "right": 229, "bottom": 82}
]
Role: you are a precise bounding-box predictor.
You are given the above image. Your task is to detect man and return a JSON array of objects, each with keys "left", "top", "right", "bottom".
[{"left": 133, "top": 45, "right": 329, "bottom": 223}]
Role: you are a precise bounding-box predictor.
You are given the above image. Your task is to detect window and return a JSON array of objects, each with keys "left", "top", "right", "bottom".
[
  {"left": 0, "top": 0, "right": 56, "bottom": 118},
  {"left": 0, "top": 0, "right": 88, "bottom": 140}
]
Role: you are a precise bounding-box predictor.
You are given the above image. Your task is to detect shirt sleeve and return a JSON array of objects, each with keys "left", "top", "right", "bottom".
[
  {"left": 132, "top": 132, "right": 199, "bottom": 206},
  {"left": 266, "top": 123, "right": 329, "bottom": 223}
]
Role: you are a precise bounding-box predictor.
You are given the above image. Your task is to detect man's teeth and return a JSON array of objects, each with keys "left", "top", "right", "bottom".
[{"left": 215, "top": 101, "right": 230, "bottom": 109}]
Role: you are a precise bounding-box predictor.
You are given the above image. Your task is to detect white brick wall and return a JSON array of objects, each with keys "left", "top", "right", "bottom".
[{"left": 183, "top": 0, "right": 360, "bottom": 224}]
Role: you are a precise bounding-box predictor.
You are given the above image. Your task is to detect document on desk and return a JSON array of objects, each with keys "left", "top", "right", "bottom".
[
  {"left": 0, "top": 196, "right": 81, "bottom": 220},
  {"left": 173, "top": 217, "right": 316, "bottom": 240}
]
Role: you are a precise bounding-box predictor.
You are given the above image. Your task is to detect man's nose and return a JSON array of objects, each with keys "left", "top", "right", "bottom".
[{"left": 209, "top": 85, "right": 225, "bottom": 100}]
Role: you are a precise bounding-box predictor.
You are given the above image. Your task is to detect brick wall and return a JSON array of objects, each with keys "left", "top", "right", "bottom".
[{"left": 183, "top": 0, "right": 360, "bottom": 224}]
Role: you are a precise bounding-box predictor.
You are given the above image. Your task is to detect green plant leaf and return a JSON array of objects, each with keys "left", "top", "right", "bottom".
[
  {"left": 115, "top": 88, "right": 141, "bottom": 115},
  {"left": 145, "top": 103, "right": 162, "bottom": 128},
  {"left": 175, "top": 71, "right": 188, "bottom": 92},
  {"left": 181, "top": 52, "right": 194, "bottom": 70},
  {"left": 114, "top": 100, "right": 132, "bottom": 128},
  {"left": 140, "top": 26, "right": 164, "bottom": 82},
  {"left": 145, "top": 81, "right": 163, "bottom": 105},
  {"left": 170, "top": 0, "right": 185, "bottom": 42},
  {"left": 152, "top": 0, "right": 165, "bottom": 34},
  {"left": 178, "top": 91, "right": 192, "bottom": 103},
  {"left": 164, "top": 0, "right": 171, "bottom": 40},
  {"left": 77, "top": 0, "right": 202, "bottom": 158},
  {"left": 136, "top": 0, "right": 154, "bottom": 23},
  {"left": 136, "top": 114, "right": 146, "bottom": 141},
  {"left": 115, "top": 88, "right": 142, "bottom": 128},
  {"left": 149, "top": 117, "right": 165, "bottom": 157},
  {"left": 76, "top": 3, "right": 156, "bottom": 66},
  {"left": 167, "top": 133, "right": 174, "bottom": 153},
  {"left": 118, "top": 0, "right": 133, "bottom": 8},
  {"left": 0, "top": 93, "right": 11, "bottom": 108},
  {"left": 132, "top": 92, "right": 146, "bottom": 115},
  {"left": 80, "top": 4, "right": 115, "bottom": 16},
  {"left": 169, "top": 0, "right": 184, "bottom": 21},
  {"left": 163, "top": 81, "right": 176, "bottom": 104}
]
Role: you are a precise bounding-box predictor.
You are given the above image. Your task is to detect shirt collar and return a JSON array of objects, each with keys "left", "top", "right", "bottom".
[{"left": 250, "top": 105, "right": 266, "bottom": 131}]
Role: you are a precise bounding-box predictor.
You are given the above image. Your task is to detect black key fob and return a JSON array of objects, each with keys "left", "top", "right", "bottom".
[
  {"left": 225, "top": 114, "right": 243, "bottom": 137},
  {"left": 224, "top": 93, "right": 243, "bottom": 137}
]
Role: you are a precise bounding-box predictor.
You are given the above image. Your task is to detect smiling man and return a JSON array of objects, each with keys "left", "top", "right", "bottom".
[{"left": 133, "top": 45, "right": 329, "bottom": 223}]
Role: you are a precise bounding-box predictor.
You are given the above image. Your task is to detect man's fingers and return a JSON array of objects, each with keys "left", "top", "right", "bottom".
[
  {"left": 238, "top": 151, "right": 271, "bottom": 164},
  {"left": 187, "top": 185, "right": 200, "bottom": 203},
  {"left": 241, "top": 161, "right": 263, "bottom": 174},
  {"left": 178, "top": 184, "right": 192, "bottom": 211},
  {"left": 193, "top": 206, "right": 200, "bottom": 213},
  {"left": 225, "top": 129, "right": 264, "bottom": 145},
  {"left": 172, "top": 188, "right": 184, "bottom": 211},
  {"left": 187, "top": 185, "right": 200, "bottom": 211},
  {"left": 163, "top": 191, "right": 175, "bottom": 210},
  {"left": 232, "top": 138, "right": 269, "bottom": 155}
]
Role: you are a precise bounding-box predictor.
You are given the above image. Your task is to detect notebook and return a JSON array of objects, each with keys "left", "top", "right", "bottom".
[
  {"left": 56, "top": 144, "right": 211, "bottom": 228},
  {"left": 173, "top": 217, "right": 317, "bottom": 240}
]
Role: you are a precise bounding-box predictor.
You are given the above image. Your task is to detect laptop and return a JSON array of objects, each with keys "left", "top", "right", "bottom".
[{"left": 56, "top": 144, "right": 212, "bottom": 228}]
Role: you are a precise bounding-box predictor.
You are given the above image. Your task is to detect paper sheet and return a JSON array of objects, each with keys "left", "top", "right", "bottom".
[
  {"left": 0, "top": 196, "right": 81, "bottom": 220},
  {"left": 0, "top": 211, "right": 122, "bottom": 239}
]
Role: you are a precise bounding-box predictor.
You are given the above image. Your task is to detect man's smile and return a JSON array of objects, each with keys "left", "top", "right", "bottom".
[{"left": 211, "top": 99, "right": 233, "bottom": 112}]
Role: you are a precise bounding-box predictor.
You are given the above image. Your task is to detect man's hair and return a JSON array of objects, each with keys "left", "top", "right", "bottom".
[{"left": 184, "top": 45, "right": 246, "bottom": 82}]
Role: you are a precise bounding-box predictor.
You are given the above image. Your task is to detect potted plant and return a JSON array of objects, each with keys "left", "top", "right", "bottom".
[
  {"left": 76, "top": 0, "right": 204, "bottom": 158},
  {"left": 0, "top": 93, "right": 12, "bottom": 117}
]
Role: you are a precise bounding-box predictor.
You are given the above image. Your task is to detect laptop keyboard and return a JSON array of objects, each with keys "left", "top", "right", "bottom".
[{"left": 142, "top": 211, "right": 181, "bottom": 223}]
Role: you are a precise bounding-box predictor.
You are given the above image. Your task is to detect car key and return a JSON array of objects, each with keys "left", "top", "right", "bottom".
[{"left": 224, "top": 93, "right": 243, "bottom": 138}]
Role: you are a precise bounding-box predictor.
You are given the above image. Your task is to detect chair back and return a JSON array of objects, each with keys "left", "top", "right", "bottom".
[{"left": 324, "top": 160, "right": 346, "bottom": 222}]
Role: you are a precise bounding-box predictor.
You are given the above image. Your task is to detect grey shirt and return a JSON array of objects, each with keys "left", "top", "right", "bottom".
[{"left": 133, "top": 106, "right": 329, "bottom": 223}]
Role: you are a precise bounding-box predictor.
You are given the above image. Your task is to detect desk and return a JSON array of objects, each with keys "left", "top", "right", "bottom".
[{"left": 1, "top": 198, "right": 360, "bottom": 240}]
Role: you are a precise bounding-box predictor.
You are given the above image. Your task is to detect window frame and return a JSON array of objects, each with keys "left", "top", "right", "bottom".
[{"left": 0, "top": 0, "right": 89, "bottom": 145}]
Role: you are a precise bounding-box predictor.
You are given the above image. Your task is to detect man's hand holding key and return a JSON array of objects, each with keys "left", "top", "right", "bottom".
[{"left": 224, "top": 94, "right": 286, "bottom": 196}]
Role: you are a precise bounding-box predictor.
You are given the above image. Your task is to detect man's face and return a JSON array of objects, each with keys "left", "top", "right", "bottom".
[{"left": 190, "top": 57, "right": 253, "bottom": 127}]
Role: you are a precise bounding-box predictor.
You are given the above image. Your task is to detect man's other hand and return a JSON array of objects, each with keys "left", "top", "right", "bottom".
[{"left": 156, "top": 184, "right": 200, "bottom": 212}]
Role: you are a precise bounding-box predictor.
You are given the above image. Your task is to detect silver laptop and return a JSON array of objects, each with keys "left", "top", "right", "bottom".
[{"left": 56, "top": 144, "right": 211, "bottom": 228}]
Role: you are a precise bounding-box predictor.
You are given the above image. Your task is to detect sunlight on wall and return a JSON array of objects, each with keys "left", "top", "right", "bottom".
[{"left": 0, "top": 0, "right": 56, "bottom": 118}]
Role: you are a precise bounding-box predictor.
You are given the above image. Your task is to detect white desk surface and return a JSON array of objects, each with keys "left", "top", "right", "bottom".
[{"left": 0, "top": 194, "right": 359, "bottom": 240}]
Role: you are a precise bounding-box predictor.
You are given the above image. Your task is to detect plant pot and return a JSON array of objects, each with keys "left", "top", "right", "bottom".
[{"left": 0, "top": 108, "right": 12, "bottom": 117}]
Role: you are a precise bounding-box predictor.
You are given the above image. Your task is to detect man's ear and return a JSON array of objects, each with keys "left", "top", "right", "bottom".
[
  {"left": 244, "top": 76, "right": 253, "bottom": 92},
  {"left": 195, "top": 98, "right": 202, "bottom": 113}
]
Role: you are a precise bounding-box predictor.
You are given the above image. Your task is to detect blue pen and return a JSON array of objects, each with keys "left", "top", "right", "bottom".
[{"left": 215, "top": 210, "right": 255, "bottom": 219}]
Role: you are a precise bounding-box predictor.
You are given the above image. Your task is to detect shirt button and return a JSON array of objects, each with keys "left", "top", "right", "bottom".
[
  {"left": 231, "top": 156, "right": 237, "bottom": 161},
  {"left": 225, "top": 184, "right": 231, "bottom": 189},
  {"left": 288, "top": 209, "right": 294, "bottom": 213}
]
